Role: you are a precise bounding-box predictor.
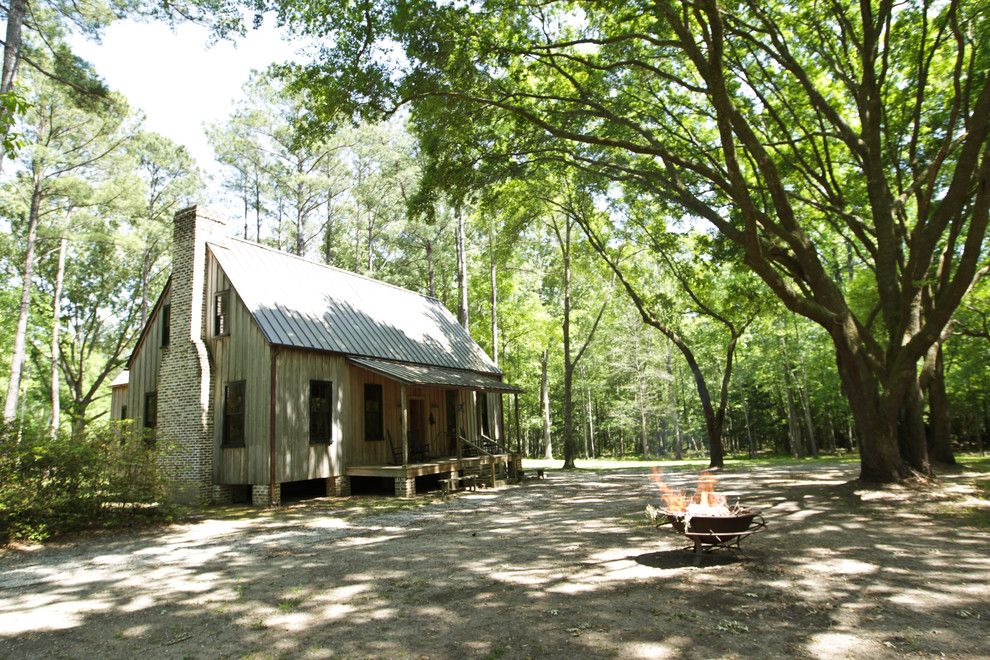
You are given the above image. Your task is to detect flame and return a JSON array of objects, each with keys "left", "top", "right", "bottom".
[
  {"left": 650, "top": 468, "right": 731, "bottom": 516},
  {"left": 650, "top": 467, "right": 688, "bottom": 512}
]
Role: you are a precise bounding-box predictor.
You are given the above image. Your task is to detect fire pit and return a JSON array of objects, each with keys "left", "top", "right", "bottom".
[{"left": 646, "top": 470, "right": 766, "bottom": 553}]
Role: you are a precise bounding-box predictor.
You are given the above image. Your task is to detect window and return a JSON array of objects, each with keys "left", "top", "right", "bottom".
[
  {"left": 310, "top": 380, "right": 333, "bottom": 444},
  {"left": 363, "top": 383, "right": 383, "bottom": 441},
  {"left": 144, "top": 392, "right": 157, "bottom": 430},
  {"left": 478, "top": 392, "right": 490, "bottom": 437},
  {"left": 120, "top": 404, "right": 128, "bottom": 420},
  {"left": 161, "top": 303, "right": 171, "bottom": 347},
  {"left": 214, "top": 290, "right": 230, "bottom": 336},
  {"left": 223, "top": 381, "right": 246, "bottom": 446}
]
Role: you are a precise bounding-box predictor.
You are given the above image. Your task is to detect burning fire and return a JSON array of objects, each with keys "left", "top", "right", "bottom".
[{"left": 650, "top": 468, "right": 732, "bottom": 517}]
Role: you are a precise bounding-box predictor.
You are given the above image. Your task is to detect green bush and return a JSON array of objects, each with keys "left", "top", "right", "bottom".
[{"left": 0, "top": 421, "right": 177, "bottom": 543}]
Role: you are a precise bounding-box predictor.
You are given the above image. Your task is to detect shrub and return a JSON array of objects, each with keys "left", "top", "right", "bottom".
[{"left": 0, "top": 420, "right": 177, "bottom": 543}]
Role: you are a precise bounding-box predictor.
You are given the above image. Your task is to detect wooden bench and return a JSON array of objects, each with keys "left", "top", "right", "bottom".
[{"left": 439, "top": 473, "right": 479, "bottom": 498}]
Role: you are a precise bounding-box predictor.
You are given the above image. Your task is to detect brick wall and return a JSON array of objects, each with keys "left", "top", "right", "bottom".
[{"left": 158, "top": 206, "right": 227, "bottom": 505}]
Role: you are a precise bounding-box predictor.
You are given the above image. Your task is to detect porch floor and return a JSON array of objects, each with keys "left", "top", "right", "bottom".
[{"left": 346, "top": 455, "right": 505, "bottom": 479}]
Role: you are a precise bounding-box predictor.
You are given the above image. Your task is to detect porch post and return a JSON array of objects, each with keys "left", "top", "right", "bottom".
[
  {"left": 514, "top": 392, "right": 521, "bottom": 454},
  {"left": 400, "top": 383, "right": 409, "bottom": 465},
  {"left": 498, "top": 392, "right": 506, "bottom": 447},
  {"left": 456, "top": 390, "right": 463, "bottom": 459}
]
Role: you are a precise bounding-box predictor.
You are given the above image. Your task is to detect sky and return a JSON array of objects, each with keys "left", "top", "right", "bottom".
[{"left": 68, "top": 18, "right": 299, "bottom": 204}]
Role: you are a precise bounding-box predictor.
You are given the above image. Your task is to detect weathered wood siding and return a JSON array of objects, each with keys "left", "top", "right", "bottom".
[
  {"left": 343, "top": 365, "right": 503, "bottom": 465},
  {"left": 110, "top": 385, "right": 128, "bottom": 420},
  {"left": 344, "top": 366, "right": 401, "bottom": 466},
  {"left": 275, "top": 348, "right": 348, "bottom": 481},
  {"left": 124, "top": 246, "right": 507, "bottom": 488},
  {"left": 125, "top": 285, "right": 171, "bottom": 429},
  {"left": 206, "top": 250, "right": 272, "bottom": 485}
]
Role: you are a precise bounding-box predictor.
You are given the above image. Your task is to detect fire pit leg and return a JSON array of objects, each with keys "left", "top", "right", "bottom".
[{"left": 693, "top": 539, "right": 702, "bottom": 554}]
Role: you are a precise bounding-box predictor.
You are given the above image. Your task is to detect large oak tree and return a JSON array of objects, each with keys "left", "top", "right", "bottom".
[{"left": 266, "top": 0, "right": 990, "bottom": 481}]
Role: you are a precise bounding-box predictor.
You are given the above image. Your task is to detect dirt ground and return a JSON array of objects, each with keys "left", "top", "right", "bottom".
[{"left": 1, "top": 459, "right": 988, "bottom": 659}]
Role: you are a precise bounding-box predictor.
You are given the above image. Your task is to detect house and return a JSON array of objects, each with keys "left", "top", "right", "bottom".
[{"left": 112, "top": 206, "right": 522, "bottom": 505}]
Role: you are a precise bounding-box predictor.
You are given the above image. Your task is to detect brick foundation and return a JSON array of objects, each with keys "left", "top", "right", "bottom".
[
  {"left": 252, "top": 484, "right": 280, "bottom": 507},
  {"left": 326, "top": 476, "right": 350, "bottom": 497},
  {"left": 211, "top": 485, "right": 236, "bottom": 505},
  {"left": 394, "top": 477, "right": 416, "bottom": 498}
]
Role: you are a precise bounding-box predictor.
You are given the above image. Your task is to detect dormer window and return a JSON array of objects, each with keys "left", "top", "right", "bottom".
[
  {"left": 214, "top": 290, "right": 230, "bottom": 336},
  {"left": 161, "top": 303, "right": 171, "bottom": 347}
]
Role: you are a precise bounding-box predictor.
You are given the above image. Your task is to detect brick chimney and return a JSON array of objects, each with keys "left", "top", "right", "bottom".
[{"left": 158, "top": 206, "right": 226, "bottom": 504}]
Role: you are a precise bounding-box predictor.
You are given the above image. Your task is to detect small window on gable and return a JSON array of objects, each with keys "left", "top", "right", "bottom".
[
  {"left": 214, "top": 290, "right": 230, "bottom": 337},
  {"left": 364, "top": 383, "right": 383, "bottom": 442},
  {"left": 144, "top": 392, "right": 157, "bottom": 430},
  {"left": 310, "top": 380, "right": 333, "bottom": 444},
  {"left": 223, "top": 381, "right": 246, "bottom": 446},
  {"left": 161, "top": 303, "right": 171, "bottom": 347}
]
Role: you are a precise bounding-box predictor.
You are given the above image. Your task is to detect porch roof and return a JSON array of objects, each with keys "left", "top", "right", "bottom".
[{"left": 349, "top": 357, "right": 523, "bottom": 393}]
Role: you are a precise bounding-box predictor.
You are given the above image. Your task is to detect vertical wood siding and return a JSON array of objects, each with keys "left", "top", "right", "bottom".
[
  {"left": 126, "top": 286, "right": 171, "bottom": 431},
  {"left": 125, "top": 248, "right": 507, "bottom": 488},
  {"left": 275, "top": 349, "right": 349, "bottom": 481},
  {"left": 343, "top": 366, "right": 483, "bottom": 465},
  {"left": 110, "top": 386, "right": 127, "bottom": 420},
  {"left": 206, "top": 252, "right": 272, "bottom": 485}
]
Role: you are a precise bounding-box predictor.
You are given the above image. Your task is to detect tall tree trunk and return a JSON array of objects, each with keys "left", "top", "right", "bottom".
[
  {"left": 426, "top": 239, "right": 436, "bottom": 297},
  {"left": 365, "top": 212, "right": 374, "bottom": 273},
  {"left": 638, "top": 369, "right": 649, "bottom": 456},
  {"left": 669, "top": 344, "right": 683, "bottom": 460},
  {"left": 297, "top": 159, "right": 307, "bottom": 257},
  {"left": 255, "top": 178, "right": 262, "bottom": 242},
  {"left": 825, "top": 413, "right": 837, "bottom": 453},
  {"left": 49, "top": 235, "right": 67, "bottom": 439},
  {"left": 456, "top": 206, "right": 469, "bottom": 331},
  {"left": 922, "top": 341, "right": 955, "bottom": 465},
  {"left": 140, "top": 247, "right": 152, "bottom": 327},
  {"left": 4, "top": 176, "right": 42, "bottom": 422},
  {"left": 586, "top": 384, "right": 595, "bottom": 458},
  {"left": 1, "top": 0, "right": 25, "bottom": 94},
  {"left": 783, "top": 362, "right": 803, "bottom": 458},
  {"left": 796, "top": 344, "right": 818, "bottom": 456},
  {"left": 743, "top": 397, "right": 755, "bottom": 458},
  {"left": 540, "top": 348, "right": 552, "bottom": 460},
  {"left": 833, "top": 339, "right": 911, "bottom": 482},
  {"left": 0, "top": 0, "right": 25, "bottom": 172},
  {"left": 489, "top": 229, "right": 498, "bottom": 366},
  {"left": 243, "top": 180, "right": 249, "bottom": 240},
  {"left": 562, "top": 305, "right": 575, "bottom": 469},
  {"left": 899, "top": 376, "right": 932, "bottom": 474}
]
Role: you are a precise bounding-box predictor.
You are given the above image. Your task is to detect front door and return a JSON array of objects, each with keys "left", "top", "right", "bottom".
[{"left": 408, "top": 397, "right": 427, "bottom": 460}]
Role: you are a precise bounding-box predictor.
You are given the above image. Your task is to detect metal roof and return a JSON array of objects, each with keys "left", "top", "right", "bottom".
[
  {"left": 349, "top": 357, "right": 522, "bottom": 393},
  {"left": 209, "top": 239, "right": 500, "bottom": 375},
  {"left": 111, "top": 370, "right": 129, "bottom": 388}
]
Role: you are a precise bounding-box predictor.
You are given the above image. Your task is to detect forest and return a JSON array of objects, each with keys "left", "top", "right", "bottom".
[{"left": 1, "top": 0, "right": 989, "bottom": 492}]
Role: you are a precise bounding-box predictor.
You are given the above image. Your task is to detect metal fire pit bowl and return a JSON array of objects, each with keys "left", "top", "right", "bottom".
[{"left": 647, "top": 504, "right": 767, "bottom": 553}]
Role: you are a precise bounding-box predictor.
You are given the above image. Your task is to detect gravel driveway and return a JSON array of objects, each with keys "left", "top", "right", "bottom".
[{"left": 1, "top": 461, "right": 988, "bottom": 659}]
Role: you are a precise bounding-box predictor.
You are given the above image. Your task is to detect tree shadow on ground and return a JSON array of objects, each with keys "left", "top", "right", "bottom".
[{"left": 0, "top": 461, "right": 988, "bottom": 659}]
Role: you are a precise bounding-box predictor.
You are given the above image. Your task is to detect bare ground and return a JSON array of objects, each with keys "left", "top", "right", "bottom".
[{"left": 1, "top": 460, "right": 988, "bottom": 659}]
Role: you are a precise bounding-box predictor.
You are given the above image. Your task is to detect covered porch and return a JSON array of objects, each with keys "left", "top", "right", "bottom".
[
  {"left": 344, "top": 357, "right": 523, "bottom": 497},
  {"left": 346, "top": 455, "right": 520, "bottom": 496}
]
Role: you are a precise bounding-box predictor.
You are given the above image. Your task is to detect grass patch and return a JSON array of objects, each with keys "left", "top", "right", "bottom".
[
  {"left": 523, "top": 454, "right": 858, "bottom": 473},
  {"left": 957, "top": 454, "right": 990, "bottom": 472}
]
